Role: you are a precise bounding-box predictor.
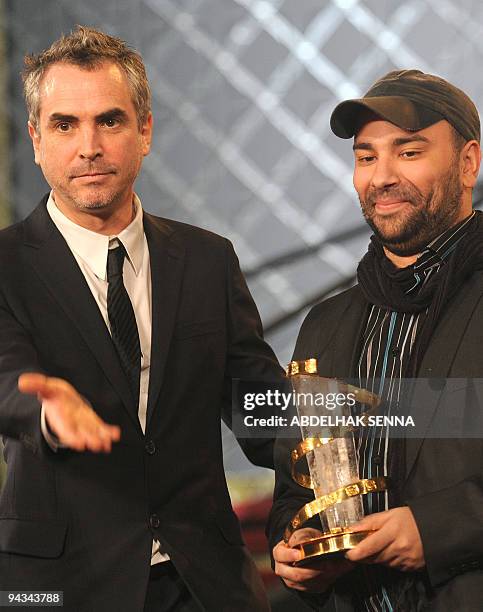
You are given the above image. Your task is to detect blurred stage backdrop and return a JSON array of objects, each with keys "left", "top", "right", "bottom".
[{"left": 2, "top": 0, "right": 483, "bottom": 607}]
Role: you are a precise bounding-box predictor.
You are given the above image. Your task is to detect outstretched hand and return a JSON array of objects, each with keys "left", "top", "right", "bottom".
[{"left": 18, "top": 373, "right": 121, "bottom": 453}]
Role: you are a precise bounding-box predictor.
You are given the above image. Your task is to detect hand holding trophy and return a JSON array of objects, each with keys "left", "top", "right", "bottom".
[{"left": 285, "top": 358, "right": 389, "bottom": 566}]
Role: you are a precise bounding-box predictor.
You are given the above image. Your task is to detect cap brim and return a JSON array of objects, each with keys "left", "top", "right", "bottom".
[{"left": 330, "top": 96, "right": 444, "bottom": 138}]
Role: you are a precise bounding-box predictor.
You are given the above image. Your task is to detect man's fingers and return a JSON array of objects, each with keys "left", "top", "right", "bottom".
[
  {"left": 345, "top": 510, "right": 391, "bottom": 561},
  {"left": 288, "top": 527, "right": 323, "bottom": 546},
  {"left": 274, "top": 539, "right": 334, "bottom": 579},
  {"left": 53, "top": 424, "right": 86, "bottom": 451},
  {"left": 273, "top": 537, "right": 357, "bottom": 594},
  {"left": 275, "top": 559, "right": 324, "bottom": 583},
  {"left": 18, "top": 373, "right": 50, "bottom": 396},
  {"left": 19, "top": 373, "right": 76, "bottom": 402},
  {"left": 281, "top": 579, "right": 307, "bottom": 591},
  {"left": 57, "top": 423, "right": 115, "bottom": 453},
  {"left": 107, "top": 425, "right": 121, "bottom": 441},
  {"left": 83, "top": 433, "right": 107, "bottom": 453},
  {"left": 346, "top": 528, "right": 392, "bottom": 562},
  {"left": 82, "top": 424, "right": 120, "bottom": 452},
  {"left": 84, "top": 420, "right": 121, "bottom": 446},
  {"left": 44, "top": 394, "right": 121, "bottom": 453},
  {"left": 66, "top": 420, "right": 120, "bottom": 453},
  {"left": 19, "top": 373, "right": 121, "bottom": 453},
  {"left": 350, "top": 511, "right": 386, "bottom": 533},
  {"left": 273, "top": 540, "right": 301, "bottom": 564}
]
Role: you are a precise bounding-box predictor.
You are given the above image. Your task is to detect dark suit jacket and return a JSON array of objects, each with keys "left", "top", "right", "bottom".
[
  {"left": 268, "top": 276, "right": 483, "bottom": 611},
  {"left": 0, "top": 196, "right": 283, "bottom": 611}
]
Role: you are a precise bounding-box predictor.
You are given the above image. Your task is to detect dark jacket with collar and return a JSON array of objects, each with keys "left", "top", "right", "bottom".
[
  {"left": 268, "top": 277, "right": 483, "bottom": 611},
  {"left": 0, "top": 196, "right": 283, "bottom": 611}
]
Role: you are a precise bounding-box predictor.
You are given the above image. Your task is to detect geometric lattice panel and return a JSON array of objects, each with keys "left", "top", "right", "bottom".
[
  {"left": 5, "top": 0, "right": 483, "bottom": 485},
  {"left": 6, "top": 0, "right": 483, "bottom": 367}
]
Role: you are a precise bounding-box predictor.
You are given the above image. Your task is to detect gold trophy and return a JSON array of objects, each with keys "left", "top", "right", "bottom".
[{"left": 285, "top": 359, "right": 388, "bottom": 566}]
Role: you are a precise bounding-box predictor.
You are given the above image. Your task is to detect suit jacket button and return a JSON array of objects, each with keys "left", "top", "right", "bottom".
[
  {"left": 145, "top": 440, "right": 156, "bottom": 455},
  {"left": 150, "top": 514, "right": 160, "bottom": 529}
]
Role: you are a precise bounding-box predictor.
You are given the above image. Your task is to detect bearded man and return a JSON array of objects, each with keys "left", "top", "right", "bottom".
[{"left": 268, "top": 70, "right": 483, "bottom": 611}]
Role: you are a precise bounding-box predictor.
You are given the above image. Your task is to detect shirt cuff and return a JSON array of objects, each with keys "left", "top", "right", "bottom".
[{"left": 40, "top": 405, "right": 65, "bottom": 451}]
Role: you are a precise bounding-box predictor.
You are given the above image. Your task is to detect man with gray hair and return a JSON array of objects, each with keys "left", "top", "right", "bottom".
[{"left": 0, "top": 26, "right": 282, "bottom": 611}]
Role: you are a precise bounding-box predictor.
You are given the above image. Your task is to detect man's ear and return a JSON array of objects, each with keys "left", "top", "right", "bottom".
[
  {"left": 141, "top": 112, "right": 153, "bottom": 157},
  {"left": 28, "top": 121, "right": 42, "bottom": 166},
  {"left": 460, "top": 140, "right": 481, "bottom": 189}
]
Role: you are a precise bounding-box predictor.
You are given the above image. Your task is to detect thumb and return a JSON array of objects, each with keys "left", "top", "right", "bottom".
[
  {"left": 288, "top": 528, "right": 323, "bottom": 546},
  {"left": 18, "top": 373, "right": 50, "bottom": 397}
]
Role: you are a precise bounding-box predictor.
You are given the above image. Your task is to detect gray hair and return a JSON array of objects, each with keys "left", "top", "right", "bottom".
[{"left": 23, "top": 25, "right": 151, "bottom": 131}]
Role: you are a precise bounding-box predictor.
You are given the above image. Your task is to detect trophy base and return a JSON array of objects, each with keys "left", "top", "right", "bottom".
[{"left": 293, "top": 529, "right": 373, "bottom": 566}]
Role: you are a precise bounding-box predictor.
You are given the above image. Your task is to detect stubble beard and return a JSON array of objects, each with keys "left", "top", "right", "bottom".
[
  {"left": 60, "top": 155, "right": 141, "bottom": 214},
  {"left": 360, "top": 164, "right": 463, "bottom": 256},
  {"left": 60, "top": 166, "right": 138, "bottom": 214},
  {"left": 53, "top": 188, "right": 121, "bottom": 217},
  {"left": 69, "top": 188, "right": 120, "bottom": 211}
]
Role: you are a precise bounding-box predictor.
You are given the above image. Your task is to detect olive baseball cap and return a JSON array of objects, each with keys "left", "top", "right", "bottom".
[{"left": 330, "top": 69, "right": 480, "bottom": 142}]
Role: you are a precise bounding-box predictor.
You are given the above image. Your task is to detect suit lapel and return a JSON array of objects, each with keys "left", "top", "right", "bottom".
[
  {"left": 22, "top": 199, "right": 141, "bottom": 429},
  {"left": 405, "top": 272, "right": 483, "bottom": 479},
  {"left": 143, "top": 213, "right": 185, "bottom": 428},
  {"left": 326, "top": 286, "right": 368, "bottom": 379}
]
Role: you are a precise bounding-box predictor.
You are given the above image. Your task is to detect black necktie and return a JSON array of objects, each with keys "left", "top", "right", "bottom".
[{"left": 107, "top": 242, "right": 141, "bottom": 406}]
